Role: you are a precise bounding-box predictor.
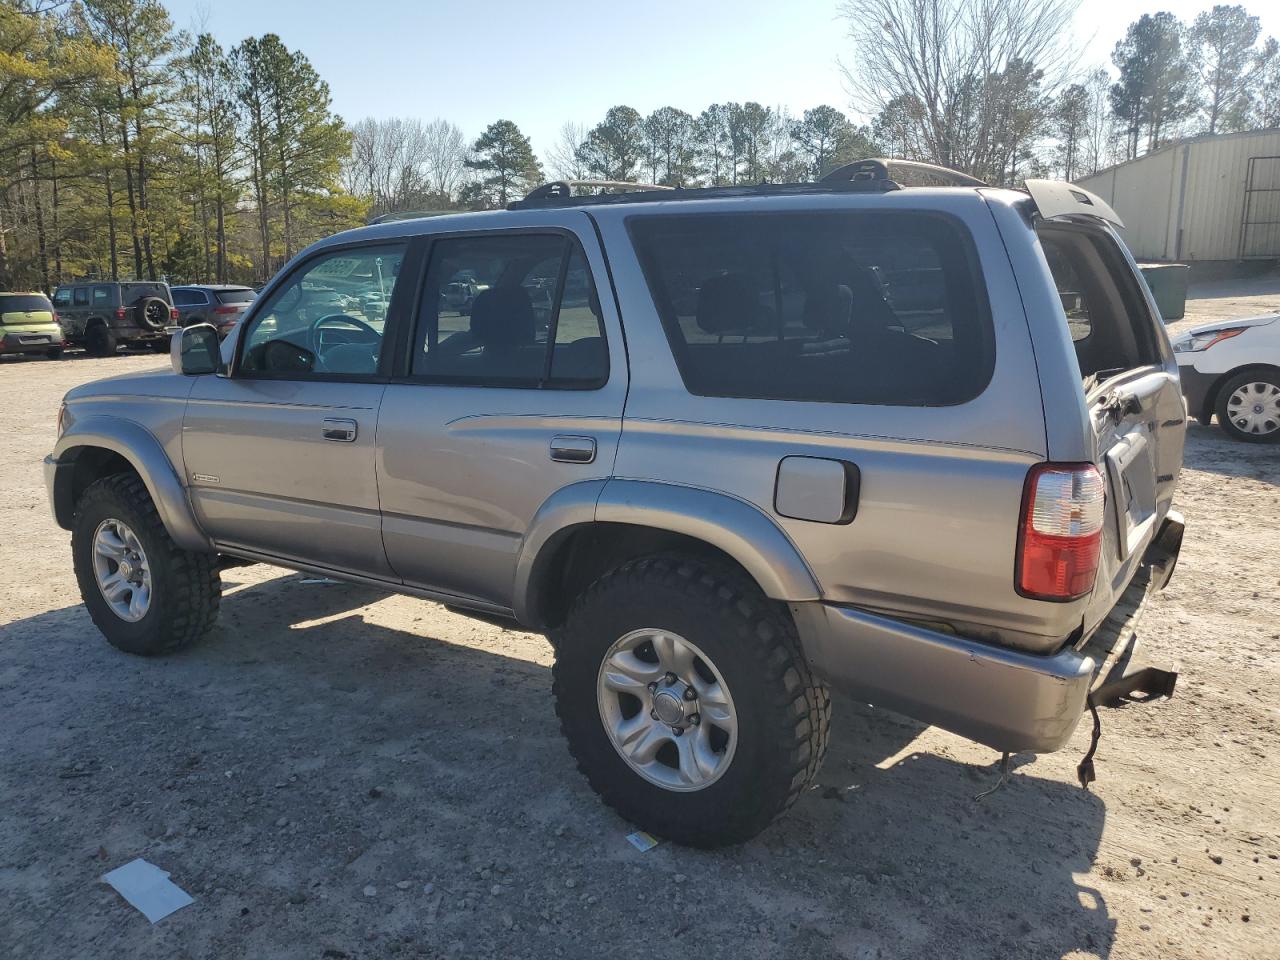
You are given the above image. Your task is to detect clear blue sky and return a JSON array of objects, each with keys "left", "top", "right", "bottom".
[{"left": 166, "top": 0, "right": 1280, "bottom": 161}]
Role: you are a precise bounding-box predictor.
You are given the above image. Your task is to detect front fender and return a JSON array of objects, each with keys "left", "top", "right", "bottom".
[
  {"left": 513, "top": 478, "right": 821, "bottom": 626},
  {"left": 48, "top": 415, "right": 210, "bottom": 552}
]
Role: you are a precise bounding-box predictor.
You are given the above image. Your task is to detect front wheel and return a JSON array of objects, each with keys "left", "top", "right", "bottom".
[
  {"left": 72, "top": 474, "right": 222, "bottom": 655},
  {"left": 1215, "top": 370, "right": 1280, "bottom": 443},
  {"left": 552, "top": 556, "right": 830, "bottom": 847}
]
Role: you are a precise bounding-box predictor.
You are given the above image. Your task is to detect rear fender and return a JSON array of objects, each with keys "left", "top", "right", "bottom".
[{"left": 513, "top": 478, "right": 820, "bottom": 626}]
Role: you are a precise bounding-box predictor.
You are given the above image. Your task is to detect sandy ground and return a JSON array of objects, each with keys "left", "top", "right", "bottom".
[{"left": 1, "top": 280, "right": 1278, "bottom": 960}]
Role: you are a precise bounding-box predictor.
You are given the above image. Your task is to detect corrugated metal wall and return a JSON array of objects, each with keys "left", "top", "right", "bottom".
[{"left": 1076, "top": 129, "right": 1280, "bottom": 262}]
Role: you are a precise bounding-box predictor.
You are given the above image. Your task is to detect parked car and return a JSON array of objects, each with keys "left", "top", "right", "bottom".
[
  {"left": 1173, "top": 313, "right": 1280, "bottom": 443},
  {"left": 0, "top": 292, "right": 66, "bottom": 359},
  {"left": 45, "top": 162, "right": 1185, "bottom": 847},
  {"left": 171, "top": 285, "right": 257, "bottom": 339},
  {"left": 51, "top": 281, "right": 178, "bottom": 355}
]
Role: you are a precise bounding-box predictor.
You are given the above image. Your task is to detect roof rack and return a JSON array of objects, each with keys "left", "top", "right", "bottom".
[
  {"left": 507, "top": 158, "right": 986, "bottom": 210},
  {"left": 822, "top": 158, "right": 987, "bottom": 188}
]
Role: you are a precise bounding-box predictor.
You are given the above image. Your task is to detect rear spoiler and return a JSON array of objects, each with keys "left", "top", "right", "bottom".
[{"left": 1023, "top": 179, "right": 1123, "bottom": 228}]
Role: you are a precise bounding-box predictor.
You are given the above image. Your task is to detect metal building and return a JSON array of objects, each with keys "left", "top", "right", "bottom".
[{"left": 1075, "top": 128, "right": 1280, "bottom": 262}]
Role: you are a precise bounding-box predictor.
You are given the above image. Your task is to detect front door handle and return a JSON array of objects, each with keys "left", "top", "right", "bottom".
[
  {"left": 322, "top": 418, "right": 358, "bottom": 442},
  {"left": 550, "top": 435, "right": 596, "bottom": 464}
]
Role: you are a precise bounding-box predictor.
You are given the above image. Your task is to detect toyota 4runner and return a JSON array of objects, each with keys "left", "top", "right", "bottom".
[{"left": 46, "top": 162, "right": 1185, "bottom": 846}]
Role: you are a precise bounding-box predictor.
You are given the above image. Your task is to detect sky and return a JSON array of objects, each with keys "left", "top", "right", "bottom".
[{"left": 163, "top": 0, "right": 1280, "bottom": 163}]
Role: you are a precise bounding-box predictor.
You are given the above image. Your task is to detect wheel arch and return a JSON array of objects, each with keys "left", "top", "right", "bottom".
[
  {"left": 50, "top": 416, "right": 210, "bottom": 551},
  {"left": 514, "top": 479, "right": 821, "bottom": 630}
]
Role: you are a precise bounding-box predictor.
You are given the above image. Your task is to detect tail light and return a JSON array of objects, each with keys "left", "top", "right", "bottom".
[
  {"left": 115, "top": 306, "right": 126, "bottom": 320},
  {"left": 213, "top": 305, "right": 238, "bottom": 314},
  {"left": 171, "top": 307, "right": 180, "bottom": 321},
  {"left": 1016, "top": 463, "right": 1106, "bottom": 601}
]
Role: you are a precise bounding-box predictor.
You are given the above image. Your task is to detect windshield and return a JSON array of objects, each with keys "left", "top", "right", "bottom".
[
  {"left": 0, "top": 295, "right": 53, "bottom": 318},
  {"left": 215, "top": 289, "right": 256, "bottom": 305}
]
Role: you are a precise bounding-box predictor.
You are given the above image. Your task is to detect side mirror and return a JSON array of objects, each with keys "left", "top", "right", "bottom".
[{"left": 172, "top": 323, "right": 221, "bottom": 375}]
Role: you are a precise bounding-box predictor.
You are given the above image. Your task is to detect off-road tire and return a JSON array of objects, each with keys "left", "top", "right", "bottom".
[
  {"left": 72, "top": 473, "right": 221, "bottom": 655},
  {"left": 85, "top": 324, "right": 117, "bottom": 357},
  {"left": 134, "top": 296, "right": 170, "bottom": 330},
  {"left": 1214, "top": 369, "right": 1280, "bottom": 444},
  {"left": 552, "top": 555, "right": 830, "bottom": 847}
]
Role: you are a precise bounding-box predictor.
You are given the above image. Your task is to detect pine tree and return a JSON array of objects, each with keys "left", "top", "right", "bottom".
[{"left": 465, "top": 120, "right": 542, "bottom": 207}]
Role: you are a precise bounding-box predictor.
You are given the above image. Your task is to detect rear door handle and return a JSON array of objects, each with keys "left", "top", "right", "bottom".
[
  {"left": 550, "top": 435, "right": 596, "bottom": 463},
  {"left": 322, "top": 418, "right": 358, "bottom": 442}
]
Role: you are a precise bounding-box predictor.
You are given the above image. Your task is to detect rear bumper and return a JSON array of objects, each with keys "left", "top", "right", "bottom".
[
  {"left": 1, "top": 332, "right": 62, "bottom": 353},
  {"left": 794, "top": 602, "right": 1094, "bottom": 753},
  {"left": 795, "top": 510, "right": 1185, "bottom": 754}
]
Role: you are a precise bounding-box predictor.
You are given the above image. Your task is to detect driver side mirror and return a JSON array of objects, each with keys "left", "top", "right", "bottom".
[{"left": 172, "top": 323, "right": 222, "bottom": 376}]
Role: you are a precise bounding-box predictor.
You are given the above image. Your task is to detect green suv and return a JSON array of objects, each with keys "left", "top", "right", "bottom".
[
  {"left": 0, "top": 292, "right": 66, "bottom": 359},
  {"left": 51, "top": 281, "right": 178, "bottom": 356}
]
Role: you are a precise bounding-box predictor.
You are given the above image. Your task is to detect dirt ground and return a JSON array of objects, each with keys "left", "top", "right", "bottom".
[{"left": 1, "top": 279, "right": 1278, "bottom": 960}]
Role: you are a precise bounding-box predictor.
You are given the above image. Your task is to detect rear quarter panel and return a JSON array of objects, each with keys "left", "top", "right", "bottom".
[{"left": 594, "top": 192, "right": 1080, "bottom": 652}]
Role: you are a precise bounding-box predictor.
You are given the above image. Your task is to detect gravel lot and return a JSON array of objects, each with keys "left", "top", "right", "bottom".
[{"left": 2, "top": 281, "right": 1278, "bottom": 960}]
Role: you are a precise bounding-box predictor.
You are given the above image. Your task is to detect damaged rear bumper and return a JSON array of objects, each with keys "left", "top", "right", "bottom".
[{"left": 795, "top": 510, "right": 1184, "bottom": 755}]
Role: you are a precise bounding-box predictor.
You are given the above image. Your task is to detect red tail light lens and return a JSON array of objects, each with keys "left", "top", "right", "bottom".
[
  {"left": 213, "top": 305, "right": 238, "bottom": 314},
  {"left": 170, "top": 307, "right": 180, "bottom": 321},
  {"left": 115, "top": 306, "right": 126, "bottom": 320},
  {"left": 1017, "top": 463, "right": 1106, "bottom": 601}
]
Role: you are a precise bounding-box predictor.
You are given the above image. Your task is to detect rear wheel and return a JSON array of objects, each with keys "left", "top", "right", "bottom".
[
  {"left": 552, "top": 555, "right": 829, "bottom": 847},
  {"left": 85, "top": 324, "right": 117, "bottom": 357},
  {"left": 1215, "top": 370, "right": 1280, "bottom": 443},
  {"left": 72, "top": 474, "right": 221, "bottom": 655}
]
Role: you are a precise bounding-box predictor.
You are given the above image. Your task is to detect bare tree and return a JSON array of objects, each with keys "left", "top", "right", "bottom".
[
  {"left": 839, "top": 0, "right": 1080, "bottom": 180},
  {"left": 422, "top": 118, "right": 467, "bottom": 198},
  {"left": 546, "top": 121, "right": 589, "bottom": 181}
]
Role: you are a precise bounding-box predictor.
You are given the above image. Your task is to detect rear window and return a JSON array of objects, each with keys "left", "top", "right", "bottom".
[
  {"left": 121, "top": 282, "right": 169, "bottom": 305},
  {"left": 1039, "top": 225, "right": 1161, "bottom": 381},
  {"left": 215, "top": 288, "right": 256, "bottom": 305},
  {"left": 0, "top": 295, "right": 52, "bottom": 313},
  {"left": 629, "top": 211, "right": 993, "bottom": 406}
]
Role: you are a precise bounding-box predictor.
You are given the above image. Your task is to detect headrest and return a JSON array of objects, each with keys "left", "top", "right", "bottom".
[
  {"left": 696, "top": 273, "right": 761, "bottom": 335},
  {"left": 469, "top": 286, "right": 535, "bottom": 349},
  {"left": 846, "top": 266, "right": 897, "bottom": 331},
  {"left": 802, "top": 283, "right": 853, "bottom": 336}
]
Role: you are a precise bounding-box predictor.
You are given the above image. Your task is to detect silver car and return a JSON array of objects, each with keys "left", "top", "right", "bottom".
[{"left": 46, "top": 162, "right": 1185, "bottom": 846}]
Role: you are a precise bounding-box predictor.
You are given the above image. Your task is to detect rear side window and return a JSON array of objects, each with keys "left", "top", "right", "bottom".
[
  {"left": 411, "top": 233, "right": 607, "bottom": 388},
  {"left": 171, "top": 289, "right": 201, "bottom": 306},
  {"left": 92, "top": 286, "right": 112, "bottom": 305},
  {"left": 216, "top": 288, "right": 256, "bottom": 304},
  {"left": 629, "top": 211, "right": 993, "bottom": 405}
]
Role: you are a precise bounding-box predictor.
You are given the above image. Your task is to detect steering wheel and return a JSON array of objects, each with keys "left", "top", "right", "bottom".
[{"left": 308, "top": 313, "right": 381, "bottom": 372}]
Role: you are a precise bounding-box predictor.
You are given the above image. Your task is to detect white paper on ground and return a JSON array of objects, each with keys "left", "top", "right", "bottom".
[{"left": 102, "top": 858, "right": 194, "bottom": 923}]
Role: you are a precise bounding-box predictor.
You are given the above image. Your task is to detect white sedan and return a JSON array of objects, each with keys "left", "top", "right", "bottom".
[{"left": 1173, "top": 314, "right": 1280, "bottom": 443}]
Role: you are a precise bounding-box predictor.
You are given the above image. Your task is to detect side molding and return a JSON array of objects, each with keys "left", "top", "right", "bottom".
[
  {"left": 49, "top": 416, "right": 211, "bottom": 552},
  {"left": 513, "top": 478, "right": 821, "bottom": 626}
]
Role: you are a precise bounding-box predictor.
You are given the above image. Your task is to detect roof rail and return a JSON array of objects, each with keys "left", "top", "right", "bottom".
[
  {"left": 510, "top": 180, "right": 673, "bottom": 209},
  {"left": 822, "top": 158, "right": 986, "bottom": 188}
]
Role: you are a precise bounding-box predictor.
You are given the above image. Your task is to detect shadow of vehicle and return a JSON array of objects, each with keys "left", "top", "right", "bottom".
[
  {"left": 0, "top": 569, "right": 1112, "bottom": 960},
  {"left": 1182, "top": 421, "right": 1280, "bottom": 487}
]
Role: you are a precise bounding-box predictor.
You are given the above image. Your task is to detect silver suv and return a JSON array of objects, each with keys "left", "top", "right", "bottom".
[{"left": 45, "top": 162, "right": 1185, "bottom": 846}]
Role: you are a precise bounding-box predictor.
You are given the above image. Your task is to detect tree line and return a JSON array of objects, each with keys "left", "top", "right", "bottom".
[{"left": 4, "top": 0, "right": 1279, "bottom": 295}]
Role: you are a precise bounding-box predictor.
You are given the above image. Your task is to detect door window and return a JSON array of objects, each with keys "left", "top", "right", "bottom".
[
  {"left": 239, "top": 244, "right": 406, "bottom": 377},
  {"left": 52, "top": 289, "right": 71, "bottom": 308},
  {"left": 172, "top": 289, "right": 203, "bottom": 306},
  {"left": 412, "top": 233, "right": 607, "bottom": 387},
  {"left": 73, "top": 288, "right": 89, "bottom": 306}
]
